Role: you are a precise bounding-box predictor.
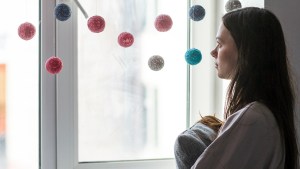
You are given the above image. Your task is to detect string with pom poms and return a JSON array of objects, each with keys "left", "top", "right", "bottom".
[
  {"left": 44, "top": 0, "right": 89, "bottom": 75},
  {"left": 44, "top": 0, "right": 69, "bottom": 74},
  {"left": 45, "top": 56, "right": 63, "bottom": 74},
  {"left": 185, "top": 3, "right": 204, "bottom": 66},
  {"left": 146, "top": 13, "right": 173, "bottom": 71},
  {"left": 18, "top": 0, "right": 36, "bottom": 40},
  {"left": 54, "top": 0, "right": 72, "bottom": 21},
  {"left": 154, "top": 14, "right": 173, "bottom": 32},
  {"left": 189, "top": 5, "right": 206, "bottom": 21},
  {"left": 87, "top": 0, "right": 106, "bottom": 33}
]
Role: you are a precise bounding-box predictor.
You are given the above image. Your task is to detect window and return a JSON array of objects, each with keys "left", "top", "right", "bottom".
[
  {"left": 42, "top": 0, "right": 189, "bottom": 168},
  {"left": 40, "top": 0, "right": 265, "bottom": 169}
]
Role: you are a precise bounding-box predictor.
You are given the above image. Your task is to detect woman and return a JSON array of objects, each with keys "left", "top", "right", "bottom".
[{"left": 191, "top": 7, "right": 299, "bottom": 169}]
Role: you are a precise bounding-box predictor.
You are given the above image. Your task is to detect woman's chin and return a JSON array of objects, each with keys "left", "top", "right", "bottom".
[{"left": 218, "top": 73, "right": 231, "bottom": 80}]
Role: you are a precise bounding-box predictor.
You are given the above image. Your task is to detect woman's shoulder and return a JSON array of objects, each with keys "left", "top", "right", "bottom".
[
  {"left": 235, "top": 101, "right": 277, "bottom": 127},
  {"left": 220, "top": 101, "right": 278, "bottom": 134}
]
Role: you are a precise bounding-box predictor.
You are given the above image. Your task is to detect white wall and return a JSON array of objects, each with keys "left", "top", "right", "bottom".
[{"left": 265, "top": 0, "right": 300, "bottom": 159}]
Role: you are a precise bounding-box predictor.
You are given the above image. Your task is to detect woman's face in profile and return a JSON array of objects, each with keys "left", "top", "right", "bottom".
[{"left": 210, "top": 22, "right": 238, "bottom": 79}]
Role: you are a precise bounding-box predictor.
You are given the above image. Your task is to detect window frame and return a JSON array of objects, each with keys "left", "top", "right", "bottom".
[{"left": 40, "top": 0, "right": 57, "bottom": 168}]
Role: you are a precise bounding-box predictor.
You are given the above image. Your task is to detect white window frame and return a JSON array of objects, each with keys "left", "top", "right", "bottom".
[
  {"left": 41, "top": 0, "right": 221, "bottom": 169},
  {"left": 40, "top": 0, "right": 57, "bottom": 168}
]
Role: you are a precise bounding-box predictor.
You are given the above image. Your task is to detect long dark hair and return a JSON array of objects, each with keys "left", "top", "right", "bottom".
[{"left": 222, "top": 7, "right": 298, "bottom": 169}]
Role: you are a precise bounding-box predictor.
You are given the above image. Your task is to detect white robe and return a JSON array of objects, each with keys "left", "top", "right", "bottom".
[{"left": 192, "top": 102, "right": 284, "bottom": 169}]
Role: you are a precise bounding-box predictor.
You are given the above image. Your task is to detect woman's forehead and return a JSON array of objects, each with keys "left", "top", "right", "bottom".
[{"left": 216, "top": 23, "right": 234, "bottom": 43}]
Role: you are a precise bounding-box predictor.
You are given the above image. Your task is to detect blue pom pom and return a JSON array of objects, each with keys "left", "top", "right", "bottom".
[
  {"left": 189, "top": 5, "right": 206, "bottom": 21},
  {"left": 185, "top": 48, "right": 202, "bottom": 65},
  {"left": 55, "top": 3, "right": 71, "bottom": 21}
]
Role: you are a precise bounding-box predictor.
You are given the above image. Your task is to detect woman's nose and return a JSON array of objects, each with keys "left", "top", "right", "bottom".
[{"left": 210, "top": 48, "right": 217, "bottom": 58}]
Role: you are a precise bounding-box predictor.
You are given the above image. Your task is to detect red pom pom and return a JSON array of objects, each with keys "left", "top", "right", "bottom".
[
  {"left": 154, "top": 14, "right": 173, "bottom": 32},
  {"left": 118, "top": 32, "right": 134, "bottom": 47},
  {"left": 87, "top": 15, "right": 105, "bottom": 33},
  {"left": 18, "top": 22, "right": 36, "bottom": 40},
  {"left": 45, "top": 56, "right": 63, "bottom": 74}
]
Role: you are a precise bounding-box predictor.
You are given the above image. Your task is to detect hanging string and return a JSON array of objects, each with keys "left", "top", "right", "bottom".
[
  {"left": 96, "top": 0, "right": 98, "bottom": 14},
  {"left": 24, "top": 0, "right": 28, "bottom": 20},
  {"left": 73, "top": 0, "right": 88, "bottom": 18}
]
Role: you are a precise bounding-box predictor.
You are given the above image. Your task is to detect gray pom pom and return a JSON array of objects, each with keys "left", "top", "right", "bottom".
[
  {"left": 148, "top": 55, "right": 164, "bottom": 71},
  {"left": 225, "top": 0, "right": 242, "bottom": 12}
]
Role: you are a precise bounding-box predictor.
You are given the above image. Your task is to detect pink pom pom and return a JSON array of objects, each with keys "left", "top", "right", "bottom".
[
  {"left": 18, "top": 22, "right": 36, "bottom": 40},
  {"left": 154, "top": 14, "right": 173, "bottom": 32},
  {"left": 45, "top": 56, "right": 63, "bottom": 74},
  {"left": 87, "top": 15, "right": 105, "bottom": 33},
  {"left": 118, "top": 32, "right": 134, "bottom": 47}
]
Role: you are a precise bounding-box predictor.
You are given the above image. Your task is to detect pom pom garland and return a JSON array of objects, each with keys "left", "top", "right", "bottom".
[
  {"left": 55, "top": 3, "right": 72, "bottom": 21},
  {"left": 118, "top": 32, "right": 134, "bottom": 47},
  {"left": 154, "top": 14, "right": 173, "bottom": 32},
  {"left": 185, "top": 48, "right": 202, "bottom": 65},
  {"left": 45, "top": 56, "right": 63, "bottom": 74},
  {"left": 189, "top": 5, "right": 206, "bottom": 21},
  {"left": 87, "top": 15, "right": 106, "bottom": 33},
  {"left": 148, "top": 55, "right": 164, "bottom": 71},
  {"left": 18, "top": 22, "right": 36, "bottom": 40},
  {"left": 225, "top": 0, "right": 242, "bottom": 12}
]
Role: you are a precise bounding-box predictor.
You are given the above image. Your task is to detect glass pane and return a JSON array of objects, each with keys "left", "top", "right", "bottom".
[
  {"left": 78, "top": 0, "right": 187, "bottom": 162},
  {"left": 0, "top": 1, "right": 39, "bottom": 169}
]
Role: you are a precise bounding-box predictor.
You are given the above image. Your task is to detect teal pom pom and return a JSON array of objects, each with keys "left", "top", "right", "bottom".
[{"left": 185, "top": 48, "right": 202, "bottom": 65}]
